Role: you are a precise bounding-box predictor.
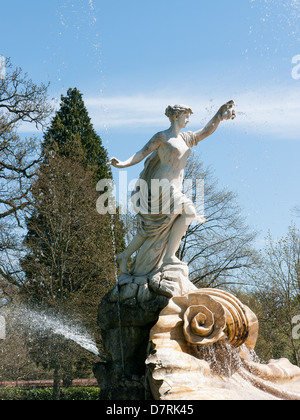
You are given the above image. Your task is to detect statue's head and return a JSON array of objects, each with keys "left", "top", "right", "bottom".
[{"left": 165, "top": 104, "right": 194, "bottom": 122}]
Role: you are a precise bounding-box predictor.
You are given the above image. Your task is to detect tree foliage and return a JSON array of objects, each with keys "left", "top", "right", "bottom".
[
  {"left": 21, "top": 156, "right": 117, "bottom": 307},
  {"left": 0, "top": 58, "right": 52, "bottom": 301},
  {"left": 179, "top": 152, "right": 258, "bottom": 288},
  {"left": 247, "top": 226, "right": 300, "bottom": 366},
  {"left": 43, "top": 87, "right": 111, "bottom": 182},
  {"left": 18, "top": 87, "right": 125, "bottom": 395}
]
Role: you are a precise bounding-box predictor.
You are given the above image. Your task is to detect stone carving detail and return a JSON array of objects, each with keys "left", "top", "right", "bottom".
[
  {"left": 148, "top": 288, "right": 258, "bottom": 357},
  {"left": 181, "top": 291, "right": 252, "bottom": 347},
  {"left": 95, "top": 269, "right": 300, "bottom": 400},
  {"left": 94, "top": 267, "right": 195, "bottom": 400},
  {"left": 146, "top": 289, "right": 300, "bottom": 400},
  {"left": 180, "top": 289, "right": 258, "bottom": 349},
  {"left": 95, "top": 102, "right": 300, "bottom": 400}
]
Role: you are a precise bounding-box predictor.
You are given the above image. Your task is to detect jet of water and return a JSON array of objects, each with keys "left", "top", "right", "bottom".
[{"left": 8, "top": 306, "right": 106, "bottom": 360}]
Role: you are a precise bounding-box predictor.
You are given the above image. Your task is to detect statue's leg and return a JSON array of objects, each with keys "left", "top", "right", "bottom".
[
  {"left": 163, "top": 205, "right": 196, "bottom": 265},
  {"left": 117, "top": 233, "right": 146, "bottom": 273}
]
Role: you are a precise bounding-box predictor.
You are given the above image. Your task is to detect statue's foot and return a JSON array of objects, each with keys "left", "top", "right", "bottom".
[
  {"left": 163, "top": 256, "right": 184, "bottom": 266},
  {"left": 116, "top": 253, "right": 129, "bottom": 274}
]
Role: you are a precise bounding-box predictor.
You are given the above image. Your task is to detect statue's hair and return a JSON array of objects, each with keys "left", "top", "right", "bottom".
[{"left": 165, "top": 104, "right": 194, "bottom": 120}]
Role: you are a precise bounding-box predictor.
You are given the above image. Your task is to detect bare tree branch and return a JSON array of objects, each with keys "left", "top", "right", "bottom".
[
  {"left": 0, "top": 59, "right": 52, "bottom": 290},
  {"left": 179, "top": 152, "right": 258, "bottom": 288}
]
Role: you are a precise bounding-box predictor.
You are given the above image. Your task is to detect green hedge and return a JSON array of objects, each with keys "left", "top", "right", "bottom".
[{"left": 0, "top": 387, "right": 100, "bottom": 400}]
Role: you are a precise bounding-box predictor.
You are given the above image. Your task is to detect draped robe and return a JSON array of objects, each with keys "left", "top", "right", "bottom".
[{"left": 130, "top": 131, "right": 198, "bottom": 276}]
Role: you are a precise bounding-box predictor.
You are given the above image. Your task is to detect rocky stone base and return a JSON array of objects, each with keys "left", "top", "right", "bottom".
[
  {"left": 93, "top": 362, "right": 149, "bottom": 400},
  {"left": 149, "top": 263, "right": 197, "bottom": 298},
  {"left": 95, "top": 264, "right": 196, "bottom": 400}
]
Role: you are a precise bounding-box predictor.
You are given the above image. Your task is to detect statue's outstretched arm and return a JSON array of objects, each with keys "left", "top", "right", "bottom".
[
  {"left": 193, "top": 100, "right": 236, "bottom": 145},
  {"left": 110, "top": 132, "right": 164, "bottom": 169}
]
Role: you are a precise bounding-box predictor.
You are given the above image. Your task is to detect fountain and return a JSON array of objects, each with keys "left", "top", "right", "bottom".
[
  {"left": 94, "top": 102, "right": 300, "bottom": 400},
  {"left": 146, "top": 288, "right": 300, "bottom": 400}
]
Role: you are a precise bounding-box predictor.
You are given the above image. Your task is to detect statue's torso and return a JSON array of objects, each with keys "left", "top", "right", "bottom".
[{"left": 155, "top": 134, "right": 191, "bottom": 189}]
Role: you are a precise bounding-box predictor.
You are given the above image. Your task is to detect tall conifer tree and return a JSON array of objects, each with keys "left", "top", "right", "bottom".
[
  {"left": 22, "top": 87, "right": 124, "bottom": 304},
  {"left": 43, "top": 87, "right": 111, "bottom": 182},
  {"left": 20, "top": 88, "right": 124, "bottom": 387}
]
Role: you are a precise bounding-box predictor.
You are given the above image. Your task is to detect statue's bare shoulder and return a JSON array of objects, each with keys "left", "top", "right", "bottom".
[
  {"left": 144, "top": 131, "right": 167, "bottom": 152},
  {"left": 154, "top": 130, "right": 168, "bottom": 142}
]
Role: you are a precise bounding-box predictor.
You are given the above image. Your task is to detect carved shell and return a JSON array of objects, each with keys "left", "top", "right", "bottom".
[
  {"left": 182, "top": 294, "right": 226, "bottom": 345},
  {"left": 196, "top": 289, "right": 259, "bottom": 349},
  {"left": 150, "top": 288, "right": 259, "bottom": 350},
  {"left": 147, "top": 289, "right": 300, "bottom": 401}
]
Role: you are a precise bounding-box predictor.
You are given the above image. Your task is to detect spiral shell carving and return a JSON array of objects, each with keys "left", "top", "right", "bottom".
[
  {"left": 193, "top": 289, "right": 258, "bottom": 349},
  {"left": 182, "top": 294, "right": 227, "bottom": 345},
  {"left": 150, "top": 288, "right": 259, "bottom": 350},
  {"left": 147, "top": 289, "right": 300, "bottom": 401}
]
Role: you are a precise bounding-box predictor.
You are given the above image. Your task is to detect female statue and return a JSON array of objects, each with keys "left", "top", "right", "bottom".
[{"left": 110, "top": 101, "right": 236, "bottom": 276}]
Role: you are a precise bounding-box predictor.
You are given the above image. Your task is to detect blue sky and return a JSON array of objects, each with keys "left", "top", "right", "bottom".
[{"left": 1, "top": 0, "right": 300, "bottom": 246}]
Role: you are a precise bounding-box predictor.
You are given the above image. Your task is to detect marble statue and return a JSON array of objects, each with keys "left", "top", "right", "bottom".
[
  {"left": 110, "top": 101, "right": 236, "bottom": 276},
  {"left": 95, "top": 101, "right": 300, "bottom": 400}
]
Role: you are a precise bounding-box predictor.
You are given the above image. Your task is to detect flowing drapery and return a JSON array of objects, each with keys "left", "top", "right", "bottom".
[{"left": 130, "top": 132, "right": 197, "bottom": 276}]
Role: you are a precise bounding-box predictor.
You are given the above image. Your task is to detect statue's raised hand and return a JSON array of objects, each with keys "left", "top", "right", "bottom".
[
  {"left": 109, "top": 157, "right": 125, "bottom": 168},
  {"left": 218, "top": 100, "right": 236, "bottom": 121}
]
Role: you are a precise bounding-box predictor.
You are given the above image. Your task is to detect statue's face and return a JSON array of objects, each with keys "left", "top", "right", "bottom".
[{"left": 178, "top": 112, "right": 190, "bottom": 128}]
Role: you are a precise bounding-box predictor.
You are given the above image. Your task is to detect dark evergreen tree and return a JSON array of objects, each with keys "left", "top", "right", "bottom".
[
  {"left": 43, "top": 87, "right": 111, "bottom": 182},
  {"left": 20, "top": 88, "right": 125, "bottom": 393}
]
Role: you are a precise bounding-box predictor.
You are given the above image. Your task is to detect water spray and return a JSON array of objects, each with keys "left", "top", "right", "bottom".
[
  {"left": 110, "top": 213, "right": 126, "bottom": 375},
  {"left": 8, "top": 306, "right": 107, "bottom": 361}
]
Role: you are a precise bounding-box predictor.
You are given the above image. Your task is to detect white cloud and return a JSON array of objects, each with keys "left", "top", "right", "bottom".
[
  {"left": 233, "top": 88, "right": 300, "bottom": 139},
  {"left": 84, "top": 87, "right": 300, "bottom": 139},
  {"left": 85, "top": 94, "right": 185, "bottom": 129},
  {"left": 16, "top": 86, "right": 300, "bottom": 140}
]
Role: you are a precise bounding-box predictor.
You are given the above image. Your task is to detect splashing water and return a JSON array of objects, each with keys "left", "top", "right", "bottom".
[
  {"left": 251, "top": 0, "right": 300, "bottom": 37},
  {"left": 110, "top": 215, "right": 126, "bottom": 375},
  {"left": 9, "top": 306, "right": 105, "bottom": 360},
  {"left": 88, "top": 0, "right": 94, "bottom": 11}
]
